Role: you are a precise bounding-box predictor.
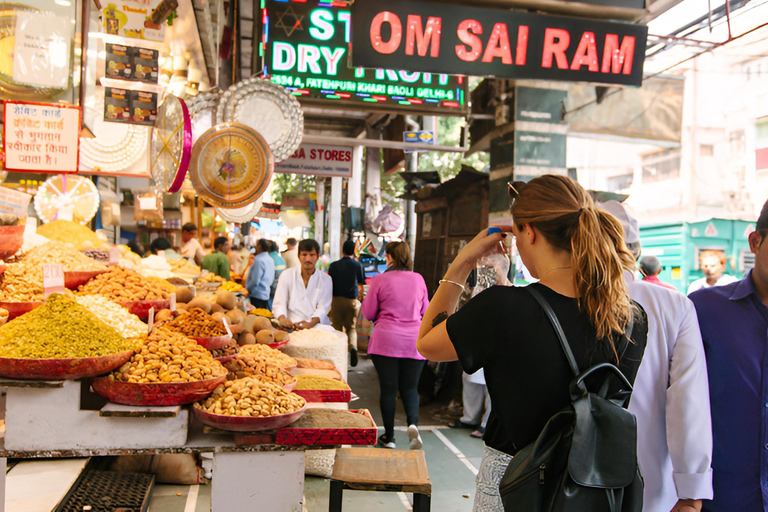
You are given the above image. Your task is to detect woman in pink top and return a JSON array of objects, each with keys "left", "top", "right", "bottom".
[{"left": 362, "top": 241, "right": 429, "bottom": 450}]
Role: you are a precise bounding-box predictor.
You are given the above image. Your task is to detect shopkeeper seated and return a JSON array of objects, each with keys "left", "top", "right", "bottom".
[
  {"left": 272, "top": 239, "right": 332, "bottom": 330},
  {"left": 149, "top": 237, "right": 183, "bottom": 259},
  {"left": 201, "top": 236, "right": 232, "bottom": 281}
]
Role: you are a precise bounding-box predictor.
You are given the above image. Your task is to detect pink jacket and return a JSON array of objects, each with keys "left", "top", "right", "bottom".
[{"left": 362, "top": 270, "right": 429, "bottom": 360}]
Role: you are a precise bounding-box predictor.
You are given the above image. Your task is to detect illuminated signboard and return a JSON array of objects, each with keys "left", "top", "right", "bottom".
[
  {"left": 350, "top": 0, "right": 647, "bottom": 87},
  {"left": 261, "top": 0, "right": 468, "bottom": 114}
]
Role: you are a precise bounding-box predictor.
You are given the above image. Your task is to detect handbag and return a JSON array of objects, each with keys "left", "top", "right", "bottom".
[{"left": 498, "top": 286, "right": 643, "bottom": 512}]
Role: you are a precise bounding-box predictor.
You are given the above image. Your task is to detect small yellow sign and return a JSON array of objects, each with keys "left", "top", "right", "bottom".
[{"left": 671, "top": 267, "right": 682, "bottom": 279}]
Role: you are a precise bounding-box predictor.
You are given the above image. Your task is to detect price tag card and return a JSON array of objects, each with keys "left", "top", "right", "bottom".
[
  {"left": 42, "top": 264, "right": 65, "bottom": 298},
  {"left": 222, "top": 317, "right": 233, "bottom": 337},
  {"left": 109, "top": 246, "right": 120, "bottom": 265},
  {"left": 58, "top": 206, "right": 74, "bottom": 222},
  {"left": 170, "top": 292, "right": 176, "bottom": 312},
  {"left": 138, "top": 196, "right": 156, "bottom": 210},
  {"left": 147, "top": 307, "right": 155, "bottom": 333}
]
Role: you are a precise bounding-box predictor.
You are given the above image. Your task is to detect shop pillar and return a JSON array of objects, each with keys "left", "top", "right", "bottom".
[
  {"left": 488, "top": 83, "right": 569, "bottom": 224},
  {"left": 329, "top": 177, "right": 343, "bottom": 260},
  {"left": 316, "top": 178, "right": 325, "bottom": 249},
  {"left": 349, "top": 145, "right": 363, "bottom": 208}
]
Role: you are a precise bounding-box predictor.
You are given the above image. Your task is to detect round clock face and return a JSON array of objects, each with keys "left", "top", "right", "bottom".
[
  {"left": 189, "top": 123, "right": 274, "bottom": 208},
  {"left": 151, "top": 95, "right": 192, "bottom": 193}
]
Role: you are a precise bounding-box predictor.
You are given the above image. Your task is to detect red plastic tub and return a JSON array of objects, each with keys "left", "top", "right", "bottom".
[
  {"left": 0, "top": 350, "right": 134, "bottom": 380},
  {"left": 92, "top": 373, "right": 226, "bottom": 406}
]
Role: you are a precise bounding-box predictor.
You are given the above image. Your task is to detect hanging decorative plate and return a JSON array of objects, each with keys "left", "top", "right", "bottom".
[
  {"left": 216, "top": 78, "right": 303, "bottom": 162},
  {"left": 34, "top": 175, "right": 100, "bottom": 225},
  {"left": 0, "top": 4, "right": 68, "bottom": 102},
  {"left": 150, "top": 95, "right": 192, "bottom": 193},
  {"left": 186, "top": 89, "right": 221, "bottom": 143},
  {"left": 79, "top": 107, "right": 148, "bottom": 175},
  {"left": 215, "top": 198, "right": 264, "bottom": 223},
  {"left": 189, "top": 123, "right": 274, "bottom": 209}
]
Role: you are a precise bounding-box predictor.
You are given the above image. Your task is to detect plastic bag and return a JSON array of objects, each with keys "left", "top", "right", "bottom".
[{"left": 134, "top": 188, "right": 163, "bottom": 222}]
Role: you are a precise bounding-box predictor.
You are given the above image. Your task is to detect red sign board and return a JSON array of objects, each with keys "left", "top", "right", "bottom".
[{"left": 351, "top": 0, "right": 647, "bottom": 87}]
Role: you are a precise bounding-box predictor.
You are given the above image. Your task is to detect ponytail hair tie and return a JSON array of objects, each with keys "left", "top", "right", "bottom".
[{"left": 578, "top": 207, "right": 585, "bottom": 217}]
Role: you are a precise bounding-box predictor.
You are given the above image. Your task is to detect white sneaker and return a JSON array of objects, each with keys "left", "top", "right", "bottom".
[{"left": 408, "top": 424, "right": 423, "bottom": 450}]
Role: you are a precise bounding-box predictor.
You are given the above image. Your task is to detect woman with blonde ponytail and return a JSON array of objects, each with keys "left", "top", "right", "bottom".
[{"left": 417, "top": 174, "right": 647, "bottom": 511}]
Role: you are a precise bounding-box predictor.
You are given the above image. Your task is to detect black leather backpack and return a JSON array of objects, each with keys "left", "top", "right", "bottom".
[{"left": 499, "top": 286, "right": 643, "bottom": 512}]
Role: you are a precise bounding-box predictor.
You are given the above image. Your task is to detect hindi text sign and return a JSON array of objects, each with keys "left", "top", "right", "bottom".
[{"left": 3, "top": 102, "right": 81, "bottom": 173}]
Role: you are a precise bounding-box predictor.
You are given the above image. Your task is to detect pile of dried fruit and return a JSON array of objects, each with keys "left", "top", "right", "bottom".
[
  {"left": 165, "top": 308, "right": 227, "bottom": 337},
  {"left": 108, "top": 327, "right": 225, "bottom": 384},
  {"left": 77, "top": 266, "right": 170, "bottom": 301},
  {"left": 0, "top": 294, "right": 139, "bottom": 358},
  {"left": 195, "top": 377, "right": 305, "bottom": 417}
]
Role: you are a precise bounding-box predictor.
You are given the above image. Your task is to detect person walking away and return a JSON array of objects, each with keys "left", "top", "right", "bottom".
[
  {"left": 639, "top": 255, "right": 678, "bottom": 291},
  {"left": 201, "top": 237, "right": 231, "bottom": 280},
  {"left": 458, "top": 369, "right": 491, "bottom": 439},
  {"left": 273, "top": 239, "right": 332, "bottom": 330},
  {"left": 687, "top": 250, "right": 737, "bottom": 294},
  {"left": 268, "top": 240, "right": 286, "bottom": 310},
  {"left": 362, "top": 241, "right": 429, "bottom": 450},
  {"left": 245, "top": 238, "right": 275, "bottom": 310},
  {"left": 282, "top": 238, "right": 299, "bottom": 270},
  {"left": 181, "top": 223, "right": 205, "bottom": 265},
  {"left": 329, "top": 240, "right": 366, "bottom": 367},
  {"left": 602, "top": 200, "right": 713, "bottom": 512},
  {"left": 689, "top": 199, "right": 768, "bottom": 512},
  {"left": 417, "top": 176, "right": 648, "bottom": 511}
]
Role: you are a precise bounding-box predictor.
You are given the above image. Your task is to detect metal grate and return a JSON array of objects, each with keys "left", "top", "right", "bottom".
[{"left": 56, "top": 469, "right": 155, "bottom": 512}]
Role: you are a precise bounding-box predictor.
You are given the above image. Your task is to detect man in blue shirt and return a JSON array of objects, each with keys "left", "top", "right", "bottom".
[
  {"left": 245, "top": 238, "right": 275, "bottom": 310},
  {"left": 690, "top": 200, "right": 768, "bottom": 512},
  {"left": 328, "top": 240, "right": 365, "bottom": 367}
]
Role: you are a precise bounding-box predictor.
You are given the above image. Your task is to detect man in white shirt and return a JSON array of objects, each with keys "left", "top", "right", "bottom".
[
  {"left": 273, "top": 239, "right": 332, "bottom": 330},
  {"left": 180, "top": 223, "right": 205, "bottom": 265},
  {"left": 687, "top": 250, "right": 738, "bottom": 294},
  {"left": 602, "top": 201, "right": 713, "bottom": 512}
]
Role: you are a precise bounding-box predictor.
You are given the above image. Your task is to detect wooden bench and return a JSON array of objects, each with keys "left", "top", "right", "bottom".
[{"left": 329, "top": 447, "right": 431, "bottom": 511}]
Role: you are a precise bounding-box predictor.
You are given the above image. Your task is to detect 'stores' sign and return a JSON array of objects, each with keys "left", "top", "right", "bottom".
[
  {"left": 275, "top": 144, "right": 354, "bottom": 178},
  {"left": 351, "top": 0, "right": 647, "bottom": 87}
]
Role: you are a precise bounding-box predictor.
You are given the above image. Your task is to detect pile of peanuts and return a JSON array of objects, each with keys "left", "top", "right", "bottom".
[
  {"left": 239, "top": 344, "right": 297, "bottom": 368},
  {"left": 108, "top": 327, "right": 225, "bottom": 384},
  {"left": 75, "top": 295, "right": 147, "bottom": 338},
  {"left": 223, "top": 354, "right": 296, "bottom": 386},
  {"left": 165, "top": 308, "right": 227, "bottom": 337},
  {"left": 195, "top": 377, "right": 306, "bottom": 417},
  {"left": 77, "top": 266, "right": 170, "bottom": 301}
]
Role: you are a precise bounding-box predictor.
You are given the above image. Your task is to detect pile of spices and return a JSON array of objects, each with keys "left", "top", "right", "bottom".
[
  {"left": 77, "top": 266, "right": 170, "bottom": 301},
  {"left": 165, "top": 308, "right": 227, "bottom": 337},
  {"left": 0, "top": 294, "right": 138, "bottom": 358},
  {"left": 288, "top": 409, "right": 371, "bottom": 429},
  {"left": 294, "top": 374, "right": 350, "bottom": 391}
]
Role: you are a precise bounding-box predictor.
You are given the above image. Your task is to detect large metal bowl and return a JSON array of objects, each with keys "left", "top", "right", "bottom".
[
  {"left": 0, "top": 350, "right": 134, "bottom": 380},
  {"left": 92, "top": 373, "right": 227, "bottom": 406},
  {"left": 192, "top": 402, "right": 307, "bottom": 432}
]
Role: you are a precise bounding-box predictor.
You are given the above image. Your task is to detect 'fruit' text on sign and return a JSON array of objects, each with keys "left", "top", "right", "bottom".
[{"left": 351, "top": 0, "right": 647, "bottom": 87}]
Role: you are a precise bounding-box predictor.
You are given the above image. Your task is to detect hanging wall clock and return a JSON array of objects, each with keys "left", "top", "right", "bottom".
[
  {"left": 150, "top": 94, "right": 192, "bottom": 193},
  {"left": 189, "top": 122, "right": 273, "bottom": 209},
  {"left": 216, "top": 78, "right": 303, "bottom": 162},
  {"left": 34, "top": 175, "right": 100, "bottom": 225}
]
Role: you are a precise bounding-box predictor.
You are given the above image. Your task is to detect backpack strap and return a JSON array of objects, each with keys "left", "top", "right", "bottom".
[{"left": 526, "top": 286, "right": 580, "bottom": 378}]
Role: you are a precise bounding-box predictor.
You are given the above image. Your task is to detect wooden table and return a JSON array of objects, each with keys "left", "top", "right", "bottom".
[{"left": 329, "top": 448, "right": 431, "bottom": 511}]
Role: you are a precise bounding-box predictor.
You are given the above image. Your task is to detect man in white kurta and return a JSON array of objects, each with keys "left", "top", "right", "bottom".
[
  {"left": 602, "top": 201, "right": 713, "bottom": 512},
  {"left": 273, "top": 239, "right": 332, "bottom": 330}
]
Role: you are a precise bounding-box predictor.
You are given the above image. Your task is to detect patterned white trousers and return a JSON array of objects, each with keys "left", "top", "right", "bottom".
[{"left": 474, "top": 444, "right": 513, "bottom": 512}]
